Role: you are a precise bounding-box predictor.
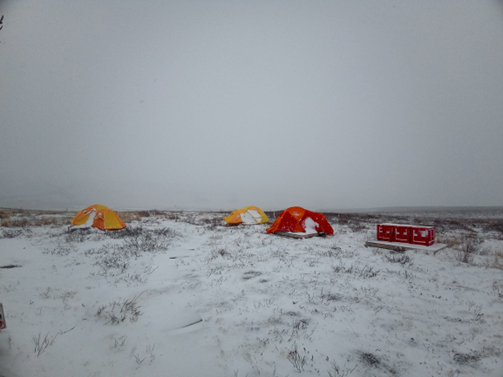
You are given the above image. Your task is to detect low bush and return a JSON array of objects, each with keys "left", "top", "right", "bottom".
[
  {"left": 383, "top": 253, "right": 413, "bottom": 265},
  {"left": 332, "top": 262, "right": 380, "bottom": 279},
  {"left": 0, "top": 228, "right": 23, "bottom": 239},
  {"left": 482, "top": 220, "right": 503, "bottom": 237},
  {"left": 117, "top": 211, "right": 150, "bottom": 222},
  {"left": 287, "top": 344, "right": 307, "bottom": 372},
  {"left": 357, "top": 351, "right": 397, "bottom": 375},
  {"left": 120, "top": 226, "right": 181, "bottom": 255},
  {"left": 454, "top": 237, "right": 481, "bottom": 264},
  {"left": 44, "top": 242, "right": 77, "bottom": 256},
  {"left": 65, "top": 228, "right": 91, "bottom": 243},
  {"left": 489, "top": 252, "right": 503, "bottom": 271},
  {"left": 33, "top": 332, "right": 58, "bottom": 357},
  {"left": 96, "top": 295, "right": 142, "bottom": 325}
]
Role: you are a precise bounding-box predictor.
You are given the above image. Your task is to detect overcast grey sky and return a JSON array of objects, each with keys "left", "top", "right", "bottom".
[{"left": 1, "top": 0, "right": 502, "bottom": 211}]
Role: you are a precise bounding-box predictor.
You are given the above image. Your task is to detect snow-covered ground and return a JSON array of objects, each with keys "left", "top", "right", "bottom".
[{"left": 0, "top": 209, "right": 502, "bottom": 377}]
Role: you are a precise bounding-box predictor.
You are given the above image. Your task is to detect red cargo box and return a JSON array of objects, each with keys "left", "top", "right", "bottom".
[
  {"left": 393, "top": 225, "right": 411, "bottom": 243},
  {"left": 377, "top": 224, "right": 394, "bottom": 241},
  {"left": 0, "top": 303, "right": 5, "bottom": 330},
  {"left": 411, "top": 226, "right": 435, "bottom": 246}
]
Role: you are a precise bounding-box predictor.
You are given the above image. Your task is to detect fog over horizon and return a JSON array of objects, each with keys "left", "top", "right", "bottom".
[{"left": 1, "top": 1, "right": 502, "bottom": 212}]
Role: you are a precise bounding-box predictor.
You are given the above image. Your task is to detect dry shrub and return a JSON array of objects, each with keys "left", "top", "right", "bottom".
[
  {"left": 322, "top": 213, "right": 377, "bottom": 232},
  {"left": 384, "top": 253, "right": 412, "bottom": 265},
  {"left": 164, "top": 212, "right": 180, "bottom": 221},
  {"left": 287, "top": 345, "right": 306, "bottom": 372},
  {"left": 348, "top": 221, "right": 366, "bottom": 232},
  {"left": 33, "top": 217, "right": 64, "bottom": 227},
  {"left": 438, "top": 218, "right": 474, "bottom": 232},
  {"left": 10, "top": 218, "right": 30, "bottom": 227},
  {"left": 5, "top": 216, "right": 68, "bottom": 228},
  {"left": 117, "top": 211, "right": 149, "bottom": 222},
  {"left": 439, "top": 234, "right": 481, "bottom": 251},
  {"left": 95, "top": 296, "right": 142, "bottom": 325},
  {"left": 482, "top": 219, "right": 503, "bottom": 235},
  {"left": 0, "top": 209, "right": 12, "bottom": 225},
  {"left": 454, "top": 237, "right": 481, "bottom": 264},
  {"left": 0, "top": 228, "right": 23, "bottom": 238},
  {"left": 489, "top": 252, "right": 503, "bottom": 270},
  {"left": 439, "top": 235, "right": 464, "bottom": 249}
]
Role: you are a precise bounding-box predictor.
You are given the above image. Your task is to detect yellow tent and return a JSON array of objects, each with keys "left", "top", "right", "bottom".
[
  {"left": 71, "top": 204, "right": 126, "bottom": 230},
  {"left": 224, "top": 206, "right": 269, "bottom": 225}
]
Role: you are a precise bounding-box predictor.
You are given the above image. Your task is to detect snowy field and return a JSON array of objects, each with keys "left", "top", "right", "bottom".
[{"left": 0, "top": 208, "right": 502, "bottom": 377}]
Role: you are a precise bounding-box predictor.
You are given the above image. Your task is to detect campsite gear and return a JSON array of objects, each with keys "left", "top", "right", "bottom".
[
  {"left": 376, "top": 224, "right": 435, "bottom": 246},
  {"left": 0, "top": 303, "right": 6, "bottom": 330},
  {"left": 266, "top": 206, "right": 334, "bottom": 235},
  {"left": 71, "top": 204, "right": 126, "bottom": 231},
  {"left": 377, "top": 224, "right": 394, "bottom": 241},
  {"left": 393, "top": 225, "right": 411, "bottom": 243},
  {"left": 224, "top": 206, "right": 269, "bottom": 225},
  {"left": 411, "top": 226, "right": 435, "bottom": 246}
]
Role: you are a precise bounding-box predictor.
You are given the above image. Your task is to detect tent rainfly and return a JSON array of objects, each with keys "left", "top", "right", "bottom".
[
  {"left": 266, "top": 206, "right": 333, "bottom": 235},
  {"left": 71, "top": 204, "right": 126, "bottom": 231},
  {"left": 224, "top": 206, "right": 269, "bottom": 225}
]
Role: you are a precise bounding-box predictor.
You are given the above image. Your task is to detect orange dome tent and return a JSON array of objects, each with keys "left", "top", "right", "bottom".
[
  {"left": 224, "top": 206, "right": 269, "bottom": 225},
  {"left": 266, "top": 206, "right": 333, "bottom": 235},
  {"left": 71, "top": 204, "right": 126, "bottom": 231}
]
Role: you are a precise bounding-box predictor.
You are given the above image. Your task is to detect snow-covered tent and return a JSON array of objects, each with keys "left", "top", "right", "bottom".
[
  {"left": 224, "top": 206, "right": 269, "bottom": 225},
  {"left": 266, "top": 206, "right": 333, "bottom": 235},
  {"left": 71, "top": 204, "right": 126, "bottom": 231}
]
